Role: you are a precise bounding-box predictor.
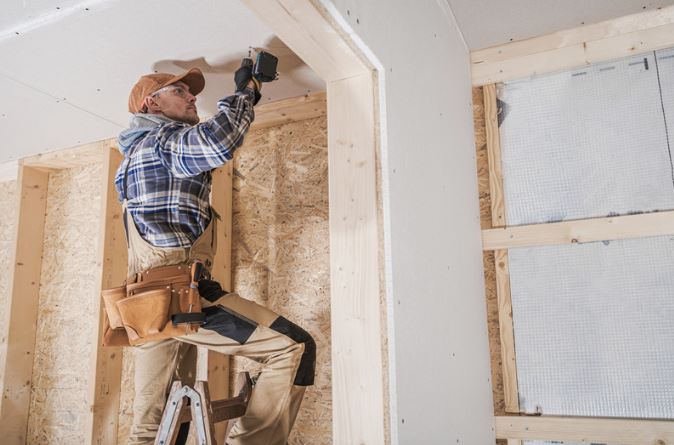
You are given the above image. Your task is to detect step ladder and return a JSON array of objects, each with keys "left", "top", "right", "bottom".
[{"left": 154, "top": 350, "right": 252, "bottom": 445}]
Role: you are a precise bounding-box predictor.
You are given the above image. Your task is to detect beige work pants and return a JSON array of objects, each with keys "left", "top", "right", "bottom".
[{"left": 124, "top": 207, "right": 314, "bottom": 445}]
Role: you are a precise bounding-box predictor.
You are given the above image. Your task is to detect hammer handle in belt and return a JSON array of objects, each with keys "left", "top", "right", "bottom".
[{"left": 188, "top": 262, "right": 203, "bottom": 309}]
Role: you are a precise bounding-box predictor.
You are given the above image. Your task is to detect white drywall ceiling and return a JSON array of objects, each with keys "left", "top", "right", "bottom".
[
  {"left": 0, "top": 0, "right": 324, "bottom": 163},
  {"left": 446, "top": 0, "right": 674, "bottom": 50}
]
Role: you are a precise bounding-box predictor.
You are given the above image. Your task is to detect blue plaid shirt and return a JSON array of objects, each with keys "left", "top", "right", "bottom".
[{"left": 115, "top": 90, "right": 255, "bottom": 247}]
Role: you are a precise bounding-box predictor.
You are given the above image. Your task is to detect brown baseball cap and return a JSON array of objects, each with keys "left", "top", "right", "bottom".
[{"left": 128, "top": 67, "right": 205, "bottom": 113}]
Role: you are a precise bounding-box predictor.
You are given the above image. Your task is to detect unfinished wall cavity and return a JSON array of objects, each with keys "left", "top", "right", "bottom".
[
  {"left": 230, "top": 116, "right": 330, "bottom": 444},
  {"left": 117, "top": 115, "right": 330, "bottom": 444},
  {"left": 26, "top": 164, "right": 102, "bottom": 443},
  {"left": 0, "top": 180, "right": 17, "bottom": 330}
]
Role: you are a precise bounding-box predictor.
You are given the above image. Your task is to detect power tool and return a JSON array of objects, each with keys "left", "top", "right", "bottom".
[{"left": 241, "top": 50, "right": 279, "bottom": 83}]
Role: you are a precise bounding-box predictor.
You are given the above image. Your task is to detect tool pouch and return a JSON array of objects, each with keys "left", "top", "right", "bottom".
[
  {"left": 117, "top": 289, "right": 171, "bottom": 340},
  {"left": 102, "top": 286, "right": 126, "bottom": 329},
  {"left": 102, "top": 286, "right": 130, "bottom": 346},
  {"left": 101, "top": 263, "right": 205, "bottom": 347}
]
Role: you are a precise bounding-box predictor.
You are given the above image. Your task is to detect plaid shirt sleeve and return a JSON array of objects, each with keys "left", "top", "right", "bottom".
[{"left": 154, "top": 89, "right": 256, "bottom": 178}]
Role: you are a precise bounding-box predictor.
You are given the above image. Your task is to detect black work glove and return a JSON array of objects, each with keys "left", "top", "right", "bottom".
[
  {"left": 235, "top": 59, "right": 262, "bottom": 105},
  {"left": 234, "top": 59, "right": 253, "bottom": 93}
]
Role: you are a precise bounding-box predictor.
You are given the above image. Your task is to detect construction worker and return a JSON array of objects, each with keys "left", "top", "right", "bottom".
[{"left": 115, "top": 66, "right": 315, "bottom": 445}]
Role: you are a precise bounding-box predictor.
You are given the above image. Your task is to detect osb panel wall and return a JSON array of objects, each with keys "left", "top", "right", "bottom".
[
  {"left": 116, "top": 116, "right": 331, "bottom": 445},
  {"left": 118, "top": 347, "right": 134, "bottom": 443},
  {"left": 0, "top": 180, "right": 17, "bottom": 333},
  {"left": 472, "top": 86, "right": 505, "bottom": 418},
  {"left": 26, "top": 164, "right": 102, "bottom": 443},
  {"left": 231, "top": 115, "right": 331, "bottom": 444}
]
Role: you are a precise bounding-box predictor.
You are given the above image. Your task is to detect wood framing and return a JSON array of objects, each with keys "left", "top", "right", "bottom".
[
  {"left": 251, "top": 91, "right": 326, "bottom": 130},
  {"left": 242, "top": 1, "right": 385, "bottom": 443},
  {"left": 22, "top": 139, "right": 109, "bottom": 171},
  {"left": 493, "top": 249, "right": 518, "bottom": 414},
  {"left": 211, "top": 165, "right": 233, "bottom": 293},
  {"left": 483, "top": 210, "right": 674, "bottom": 250},
  {"left": 241, "top": 0, "right": 367, "bottom": 83},
  {"left": 87, "top": 143, "right": 126, "bottom": 445},
  {"left": 206, "top": 163, "right": 234, "bottom": 442},
  {"left": 495, "top": 416, "right": 674, "bottom": 444},
  {"left": 471, "top": 4, "right": 674, "bottom": 85},
  {"left": 484, "top": 84, "right": 520, "bottom": 414},
  {"left": 485, "top": 84, "right": 505, "bottom": 228},
  {"left": 327, "top": 73, "right": 384, "bottom": 444},
  {"left": 0, "top": 163, "right": 50, "bottom": 443}
]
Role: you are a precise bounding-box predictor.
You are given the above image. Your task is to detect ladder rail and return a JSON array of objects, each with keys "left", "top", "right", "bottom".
[{"left": 154, "top": 372, "right": 252, "bottom": 445}]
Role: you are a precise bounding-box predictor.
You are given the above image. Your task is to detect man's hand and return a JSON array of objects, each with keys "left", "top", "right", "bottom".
[
  {"left": 235, "top": 60, "right": 262, "bottom": 105},
  {"left": 235, "top": 60, "right": 254, "bottom": 93}
]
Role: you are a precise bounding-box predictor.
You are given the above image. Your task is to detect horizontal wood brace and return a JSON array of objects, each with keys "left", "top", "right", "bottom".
[
  {"left": 495, "top": 415, "right": 674, "bottom": 444},
  {"left": 251, "top": 91, "right": 326, "bottom": 130},
  {"left": 482, "top": 211, "right": 674, "bottom": 250},
  {"left": 471, "top": 5, "right": 674, "bottom": 85}
]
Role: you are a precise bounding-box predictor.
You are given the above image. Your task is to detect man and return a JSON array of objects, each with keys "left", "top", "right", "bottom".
[{"left": 115, "top": 66, "right": 315, "bottom": 445}]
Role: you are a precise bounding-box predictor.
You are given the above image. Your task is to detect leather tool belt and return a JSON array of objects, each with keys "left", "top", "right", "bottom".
[{"left": 101, "top": 262, "right": 208, "bottom": 346}]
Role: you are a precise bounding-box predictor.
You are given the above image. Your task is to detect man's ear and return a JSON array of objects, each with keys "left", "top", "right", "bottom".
[{"left": 143, "top": 95, "right": 162, "bottom": 113}]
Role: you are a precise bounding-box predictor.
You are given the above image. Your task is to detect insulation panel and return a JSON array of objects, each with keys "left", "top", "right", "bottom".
[
  {"left": 656, "top": 47, "right": 674, "bottom": 157},
  {"left": 524, "top": 442, "right": 609, "bottom": 445},
  {"left": 509, "top": 236, "right": 674, "bottom": 418},
  {"left": 499, "top": 51, "right": 674, "bottom": 226}
]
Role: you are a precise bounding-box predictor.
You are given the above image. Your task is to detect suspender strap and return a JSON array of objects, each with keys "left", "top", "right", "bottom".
[
  {"left": 121, "top": 143, "right": 141, "bottom": 245},
  {"left": 123, "top": 205, "right": 130, "bottom": 248},
  {"left": 121, "top": 143, "right": 140, "bottom": 201}
]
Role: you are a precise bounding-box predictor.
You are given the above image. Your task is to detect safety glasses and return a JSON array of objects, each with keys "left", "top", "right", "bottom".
[{"left": 151, "top": 84, "right": 192, "bottom": 99}]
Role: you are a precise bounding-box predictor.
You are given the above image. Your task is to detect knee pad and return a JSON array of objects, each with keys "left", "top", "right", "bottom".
[{"left": 269, "top": 316, "right": 316, "bottom": 386}]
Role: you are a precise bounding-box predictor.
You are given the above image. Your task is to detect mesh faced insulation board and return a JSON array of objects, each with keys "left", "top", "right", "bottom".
[
  {"left": 657, "top": 47, "right": 674, "bottom": 155},
  {"left": 523, "top": 440, "right": 607, "bottom": 445},
  {"left": 509, "top": 235, "right": 674, "bottom": 418},
  {"left": 498, "top": 51, "right": 674, "bottom": 225}
]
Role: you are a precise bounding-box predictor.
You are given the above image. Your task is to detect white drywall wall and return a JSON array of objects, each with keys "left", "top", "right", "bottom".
[
  {"left": 323, "top": 0, "right": 494, "bottom": 443},
  {"left": 447, "top": 0, "right": 674, "bottom": 50}
]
